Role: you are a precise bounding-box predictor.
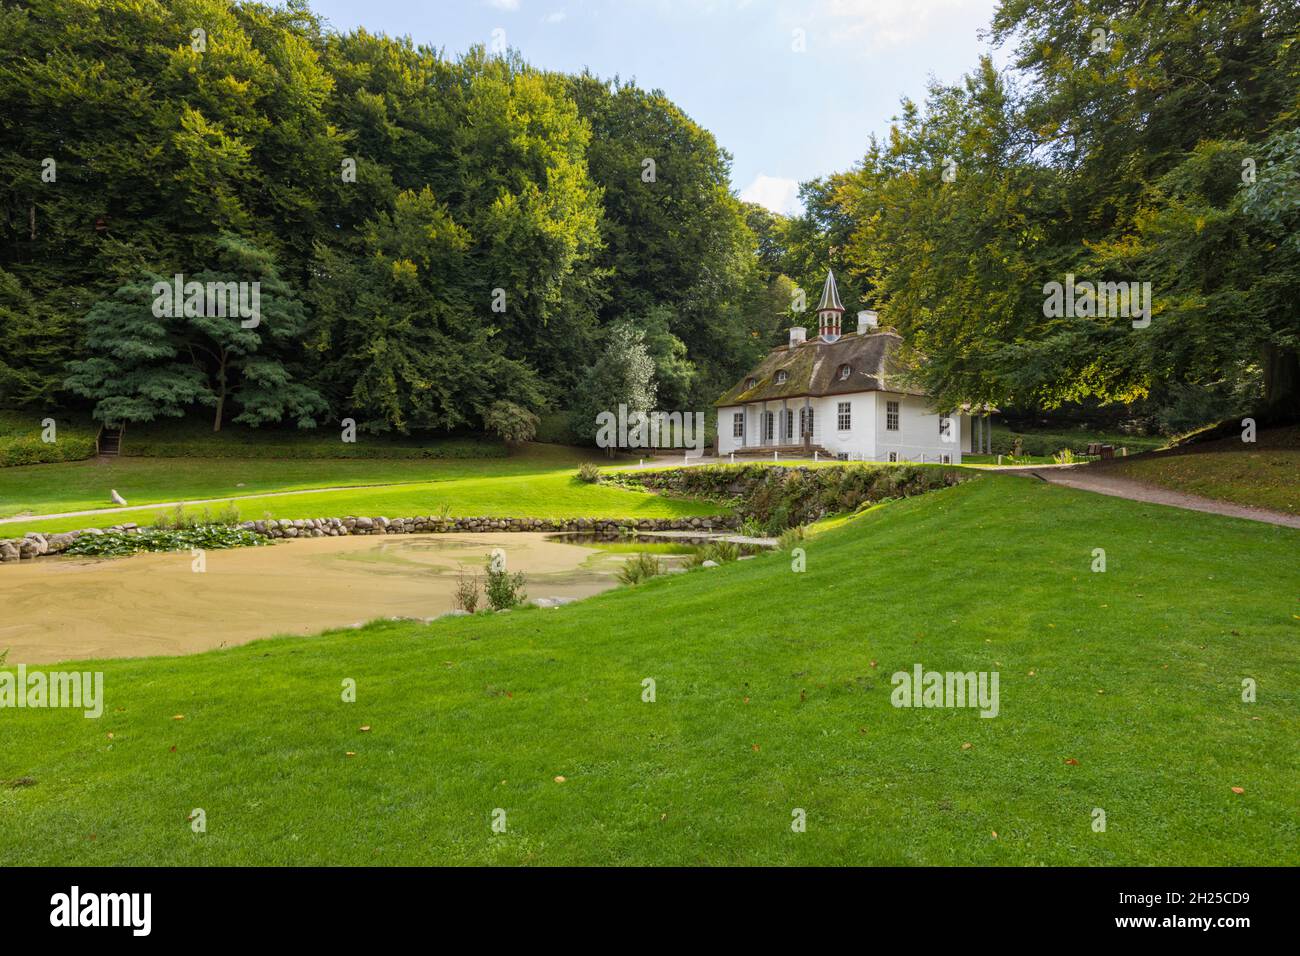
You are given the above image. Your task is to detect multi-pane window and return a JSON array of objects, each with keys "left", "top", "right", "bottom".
[
  {"left": 776, "top": 370, "right": 788, "bottom": 384},
  {"left": 764, "top": 412, "right": 774, "bottom": 442},
  {"left": 886, "top": 400, "right": 900, "bottom": 431},
  {"left": 837, "top": 401, "right": 851, "bottom": 431},
  {"left": 938, "top": 415, "right": 951, "bottom": 439},
  {"left": 732, "top": 412, "right": 744, "bottom": 438},
  {"left": 784, "top": 409, "right": 794, "bottom": 441},
  {"left": 887, "top": 451, "right": 899, "bottom": 463}
]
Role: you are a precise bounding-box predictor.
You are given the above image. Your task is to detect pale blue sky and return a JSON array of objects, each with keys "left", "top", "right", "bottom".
[{"left": 309, "top": 0, "right": 1004, "bottom": 214}]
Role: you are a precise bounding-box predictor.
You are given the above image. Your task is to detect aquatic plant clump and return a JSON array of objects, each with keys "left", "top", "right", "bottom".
[{"left": 64, "top": 526, "right": 269, "bottom": 557}]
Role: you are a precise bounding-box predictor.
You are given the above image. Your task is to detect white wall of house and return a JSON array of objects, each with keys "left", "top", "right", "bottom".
[
  {"left": 872, "top": 392, "right": 962, "bottom": 463},
  {"left": 716, "top": 392, "right": 962, "bottom": 463}
]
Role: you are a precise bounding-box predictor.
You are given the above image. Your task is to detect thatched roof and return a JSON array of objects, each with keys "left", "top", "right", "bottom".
[{"left": 715, "top": 330, "right": 924, "bottom": 407}]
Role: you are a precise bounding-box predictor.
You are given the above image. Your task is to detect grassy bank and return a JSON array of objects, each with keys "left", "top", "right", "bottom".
[
  {"left": 2, "top": 474, "right": 1295, "bottom": 865},
  {"left": 1102, "top": 426, "right": 1300, "bottom": 515}
]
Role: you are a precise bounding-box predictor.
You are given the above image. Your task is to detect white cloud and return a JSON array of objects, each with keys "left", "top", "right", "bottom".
[
  {"left": 544, "top": 10, "right": 567, "bottom": 23},
  {"left": 820, "top": 0, "right": 995, "bottom": 51},
  {"left": 485, "top": 0, "right": 520, "bottom": 11},
  {"left": 740, "top": 174, "right": 801, "bottom": 215}
]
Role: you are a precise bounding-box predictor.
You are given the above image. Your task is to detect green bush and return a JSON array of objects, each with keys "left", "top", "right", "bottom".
[
  {"left": 0, "top": 411, "right": 98, "bottom": 465},
  {"left": 610, "top": 463, "right": 965, "bottom": 532},
  {"left": 0, "top": 433, "right": 97, "bottom": 466},
  {"left": 578, "top": 461, "right": 601, "bottom": 483},
  {"left": 122, "top": 437, "right": 504, "bottom": 460},
  {"left": 617, "top": 552, "right": 664, "bottom": 585},
  {"left": 484, "top": 553, "right": 527, "bottom": 610}
]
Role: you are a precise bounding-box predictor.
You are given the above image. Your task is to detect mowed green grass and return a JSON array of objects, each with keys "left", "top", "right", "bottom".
[
  {"left": 0, "top": 443, "right": 611, "bottom": 520},
  {"left": 2, "top": 474, "right": 1295, "bottom": 865},
  {"left": 0, "top": 444, "right": 720, "bottom": 533}
]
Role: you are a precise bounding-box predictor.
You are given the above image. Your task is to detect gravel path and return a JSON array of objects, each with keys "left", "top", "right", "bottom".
[{"left": 1021, "top": 466, "right": 1300, "bottom": 529}]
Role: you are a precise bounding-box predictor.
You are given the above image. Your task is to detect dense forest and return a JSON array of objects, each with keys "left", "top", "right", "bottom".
[{"left": 1, "top": 0, "right": 1297, "bottom": 439}]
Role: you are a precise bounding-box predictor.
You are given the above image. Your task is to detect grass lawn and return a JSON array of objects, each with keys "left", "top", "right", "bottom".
[
  {"left": 0, "top": 444, "right": 651, "bottom": 525},
  {"left": 2, "top": 473, "right": 1295, "bottom": 865},
  {"left": 1102, "top": 426, "right": 1300, "bottom": 515},
  {"left": 0, "top": 468, "right": 722, "bottom": 535}
]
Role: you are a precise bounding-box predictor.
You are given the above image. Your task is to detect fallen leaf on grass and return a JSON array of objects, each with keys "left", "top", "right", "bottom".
[
  {"left": 359, "top": 725, "right": 371, "bottom": 732},
  {"left": 345, "top": 751, "right": 356, "bottom": 757},
  {"left": 1231, "top": 786, "right": 1244, "bottom": 794},
  {"left": 1064, "top": 758, "right": 1079, "bottom": 766},
  {"left": 554, "top": 775, "right": 566, "bottom": 783},
  {"left": 751, "top": 744, "right": 760, "bottom": 752},
  {"left": 961, "top": 742, "right": 973, "bottom": 751}
]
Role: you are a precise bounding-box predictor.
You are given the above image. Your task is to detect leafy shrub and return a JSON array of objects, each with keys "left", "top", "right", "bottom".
[
  {"left": 65, "top": 525, "right": 267, "bottom": 557},
  {"left": 1052, "top": 448, "right": 1077, "bottom": 464},
  {"left": 617, "top": 552, "right": 664, "bottom": 585},
  {"left": 484, "top": 553, "right": 527, "bottom": 610},
  {"left": 483, "top": 401, "right": 539, "bottom": 445},
  {"left": 578, "top": 462, "right": 601, "bottom": 483},
  {"left": 609, "top": 463, "right": 965, "bottom": 532},
  {"left": 0, "top": 434, "right": 97, "bottom": 467}
]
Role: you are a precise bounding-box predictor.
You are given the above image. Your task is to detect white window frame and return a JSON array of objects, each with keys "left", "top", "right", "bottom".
[
  {"left": 886, "top": 400, "right": 900, "bottom": 431},
  {"left": 776, "top": 370, "right": 788, "bottom": 384},
  {"left": 887, "top": 451, "right": 898, "bottom": 463},
  {"left": 763, "top": 412, "right": 774, "bottom": 442},
  {"left": 941, "top": 453, "right": 952, "bottom": 464},
  {"left": 939, "top": 415, "right": 951, "bottom": 439},
  {"left": 838, "top": 364, "right": 851, "bottom": 381},
  {"left": 837, "top": 401, "right": 851, "bottom": 431},
  {"left": 732, "top": 412, "right": 744, "bottom": 438}
]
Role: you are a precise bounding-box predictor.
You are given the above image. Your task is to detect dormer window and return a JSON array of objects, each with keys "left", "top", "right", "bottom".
[
  {"left": 745, "top": 377, "right": 757, "bottom": 390},
  {"left": 838, "top": 364, "right": 852, "bottom": 381},
  {"left": 775, "top": 370, "right": 788, "bottom": 384}
]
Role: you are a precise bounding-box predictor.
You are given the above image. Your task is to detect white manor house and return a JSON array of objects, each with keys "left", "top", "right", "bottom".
[{"left": 715, "top": 270, "right": 990, "bottom": 463}]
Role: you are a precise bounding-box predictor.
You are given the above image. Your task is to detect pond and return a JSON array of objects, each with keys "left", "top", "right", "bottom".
[{"left": 0, "top": 532, "right": 708, "bottom": 664}]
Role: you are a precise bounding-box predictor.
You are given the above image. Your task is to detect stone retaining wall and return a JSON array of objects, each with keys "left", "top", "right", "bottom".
[{"left": 0, "top": 513, "right": 738, "bottom": 563}]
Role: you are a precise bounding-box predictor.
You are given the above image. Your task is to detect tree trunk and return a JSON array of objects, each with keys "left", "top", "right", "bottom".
[
  {"left": 212, "top": 356, "right": 227, "bottom": 432},
  {"left": 1261, "top": 343, "right": 1300, "bottom": 421}
]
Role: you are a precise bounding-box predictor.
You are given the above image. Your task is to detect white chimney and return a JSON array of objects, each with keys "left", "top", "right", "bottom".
[
  {"left": 789, "top": 326, "right": 807, "bottom": 347},
  {"left": 857, "top": 310, "right": 879, "bottom": 333}
]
